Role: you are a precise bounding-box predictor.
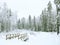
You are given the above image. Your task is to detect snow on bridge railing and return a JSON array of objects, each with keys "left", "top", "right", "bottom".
[{"left": 6, "top": 33, "right": 29, "bottom": 41}]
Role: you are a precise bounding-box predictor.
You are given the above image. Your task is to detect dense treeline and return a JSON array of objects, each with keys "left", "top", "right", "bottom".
[
  {"left": 0, "top": 0, "right": 59, "bottom": 33},
  {"left": 0, "top": 3, "right": 17, "bottom": 32},
  {"left": 17, "top": 1, "right": 57, "bottom": 32}
]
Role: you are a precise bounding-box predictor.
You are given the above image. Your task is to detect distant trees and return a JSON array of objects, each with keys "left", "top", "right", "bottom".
[
  {"left": 16, "top": 1, "right": 57, "bottom": 32},
  {"left": 14, "top": 0, "right": 60, "bottom": 34},
  {"left": 16, "top": 1, "right": 59, "bottom": 33},
  {"left": 39, "top": 1, "right": 56, "bottom": 32},
  {"left": 0, "top": 1, "right": 59, "bottom": 33}
]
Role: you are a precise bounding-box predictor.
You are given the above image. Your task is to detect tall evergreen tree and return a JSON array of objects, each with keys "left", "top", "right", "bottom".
[
  {"left": 41, "top": 8, "right": 48, "bottom": 31},
  {"left": 47, "top": 1, "right": 53, "bottom": 32},
  {"left": 29, "top": 15, "right": 32, "bottom": 29},
  {"left": 33, "top": 16, "right": 36, "bottom": 31},
  {"left": 17, "top": 19, "right": 20, "bottom": 29},
  {"left": 54, "top": 0, "right": 60, "bottom": 34},
  {"left": 21, "top": 17, "right": 25, "bottom": 29}
]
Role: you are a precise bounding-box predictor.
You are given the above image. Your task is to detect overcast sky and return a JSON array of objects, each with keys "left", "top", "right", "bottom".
[{"left": 0, "top": 0, "right": 55, "bottom": 19}]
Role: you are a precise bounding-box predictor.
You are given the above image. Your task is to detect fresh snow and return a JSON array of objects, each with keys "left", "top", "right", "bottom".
[{"left": 0, "top": 29, "right": 60, "bottom": 45}]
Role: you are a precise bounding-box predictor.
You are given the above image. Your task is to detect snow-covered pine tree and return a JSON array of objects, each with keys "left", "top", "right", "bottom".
[
  {"left": 17, "top": 19, "right": 20, "bottom": 29},
  {"left": 47, "top": 1, "right": 53, "bottom": 32},
  {"left": 29, "top": 15, "right": 32, "bottom": 29},
  {"left": 54, "top": 0, "right": 60, "bottom": 34}
]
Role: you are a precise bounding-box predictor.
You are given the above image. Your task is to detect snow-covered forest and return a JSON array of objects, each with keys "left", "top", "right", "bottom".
[
  {"left": 0, "top": 0, "right": 60, "bottom": 45},
  {"left": 0, "top": 3, "right": 17, "bottom": 32},
  {"left": 0, "top": 0, "right": 59, "bottom": 33}
]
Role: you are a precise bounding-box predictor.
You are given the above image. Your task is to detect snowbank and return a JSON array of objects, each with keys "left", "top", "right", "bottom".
[{"left": 0, "top": 29, "right": 60, "bottom": 45}]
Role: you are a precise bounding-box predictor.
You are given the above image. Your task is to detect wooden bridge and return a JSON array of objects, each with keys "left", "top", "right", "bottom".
[{"left": 6, "top": 33, "right": 29, "bottom": 41}]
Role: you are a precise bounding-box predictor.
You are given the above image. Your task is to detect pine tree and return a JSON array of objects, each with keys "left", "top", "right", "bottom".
[
  {"left": 54, "top": 0, "right": 60, "bottom": 34},
  {"left": 29, "top": 15, "right": 32, "bottom": 29},
  {"left": 37, "top": 15, "right": 42, "bottom": 31},
  {"left": 47, "top": 1, "right": 53, "bottom": 32},
  {"left": 41, "top": 8, "right": 48, "bottom": 32},
  {"left": 21, "top": 17, "right": 25, "bottom": 29},
  {"left": 17, "top": 19, "right": 20, "bottom": 29},
  {"left": 33, "top": 16, "right": 36, "bottom": 31},
  {"left": 7, "top": 9, "right": 12, "bottom": 31}
]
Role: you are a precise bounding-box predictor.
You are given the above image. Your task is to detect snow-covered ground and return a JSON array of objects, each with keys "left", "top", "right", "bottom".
[{"left": 0, "top": 29, "right": 60, "bottom": 45}]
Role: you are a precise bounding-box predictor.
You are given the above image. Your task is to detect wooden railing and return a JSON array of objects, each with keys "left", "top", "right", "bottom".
[{"left": 6, "top": 33, "right": 28, "bottom": 41}]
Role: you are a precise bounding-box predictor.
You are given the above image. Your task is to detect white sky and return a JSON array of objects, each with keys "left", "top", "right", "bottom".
[{"left": 0, "top": 0, "right": 55, "bottom": 19}]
